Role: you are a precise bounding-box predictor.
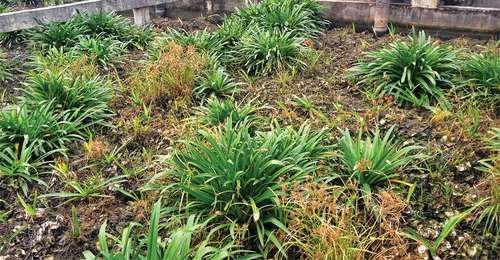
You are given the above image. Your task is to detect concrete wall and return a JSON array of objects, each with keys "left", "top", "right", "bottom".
[
  {"left": 0, "top": 0, "right": 188, "bottom": 33},
  {"left": 472, "top": 0, "right": 500, "bottom": 8},
  {"left": 0, "top": 0, "right": 498, "bottom": 35},
  {"left": 211, "top": 0, "right": 498, "bottom": 35}
]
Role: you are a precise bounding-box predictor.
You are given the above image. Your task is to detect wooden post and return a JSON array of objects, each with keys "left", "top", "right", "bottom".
[
  {"left": 374, "top": 0, "right": 389, "bottom": 37},
  {"left": 133, "top": 7, "right": 150, "bottom": 26}
]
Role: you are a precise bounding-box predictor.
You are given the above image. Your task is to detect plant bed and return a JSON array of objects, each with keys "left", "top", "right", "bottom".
[{"left": 0, "top": 2, "right": 499, "bottom": 259}]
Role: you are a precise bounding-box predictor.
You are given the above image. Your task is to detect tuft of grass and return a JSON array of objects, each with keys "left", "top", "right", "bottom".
[
  {"left": 82, "top": 199, "right": 254, "bottom": 260},
  {"left": 280, "top": 180, "right": 408, "bottom": 259},
  {"left": 349, "top": 28, "right": 459, "bottom": 108},
  {"left": 154, "top": 118, "right": 330, "bottom": 256},
  {"left": 194, "top": 66, "right": 246, "bottom": 99},
  {"left": 29, "top": 16, "right": 84, "bottom": 53},
  {"left": 194, "top": 95, "right": 265, "bottom": 128},
  {"left": 474, "top": 128, "right": 500, "bottom": 247},
  {"left": 236, "top": 27, "right": 305, "bottom": 76},
  {"left": 459, "top": 48, "right": 500, "bottom": 108},
  {"left": 81, "top": 10, "right": 132, "bottom": 43},
  {"left": 0, "top": 51, "right": 17, "bottom": 82},
  {"left": 73, "top": 35, "right": 128, "bottom": 68},
  {"left": 19, "top": 69, "right": 114, "bottom": 121},
  {"left": 335, "top": 124, "right": 428, "bottom": 197}
]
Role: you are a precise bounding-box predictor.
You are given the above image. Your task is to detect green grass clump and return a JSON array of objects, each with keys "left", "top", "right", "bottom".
[
  {"left": 194, "top": 66, "right": 246, "bottom": 99},
  {"left": 73, "top": 35, "right": 128, "bottom": 68},
  {"left": 28, "top": 9, "right": 155, "bottom": 56},
  {"left": 475, "top": 128, "right": 500, "bottom": 247},
  {"left": 0, "top": 51, "right": 16, "bottom": 82},
  {"left": 30, "top": 16, "right": 85, "bottom": 53},
  {"left": 460, "top": 49, "right": 500, "bottom": 108},
  {"left": 19, "top": 69, "right": 114, "bottom": 121},
  {"left": 237, "top": 27, "right": 305, "bottom": 75},
  {"left": 350, "top": 29, "right": 459, "bottom": 107},
  {"left": 336, "top": 125, "right": 428, "bottom": 196},
  {"left": 194, "top": 96, "right": 265, "bottom": 127},
  {"left": 156, "top": 119, "right": 330, "bottom": 256}
]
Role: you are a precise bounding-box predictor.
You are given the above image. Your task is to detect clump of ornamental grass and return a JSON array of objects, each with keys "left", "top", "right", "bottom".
[
  {"left": 73, "top": 35, "right": 128, "bottom": 68},
  {"left": 19, "top": 69, "right": 114, "bottom": 121},
  {"left": 236, "top": 27, "right": 305, "bottom": 76},
  {"left": 82, "top": 200, "right": 251, "bottom": 260},
  {"left": 29, "top": 15, "right": 85, "bottom": 53},
  {"left": 459, "top": 47, "right": 500, "bottom": 108},
  {"left": 335, "top": 124, "right": 428, "bottom": 199},
  {"left": 193, "top": 66, "right": 247, "bottom": 99},
  {"left": 0, "top": 30, "right": 28, "bottom": 48},
  {"left": 194, "top": 95, "right": 266, "bottom": 128},
  {"left": 150, "top": 119, "right": 330, "bottom": 257},
  {"left": 233, "top": 0, "right": 328, "bottom": 38},
  {"left": 167, "top": 28, "right": 222, "bottom": 55},
  {"left": 474, "top": 128, "right": 500, "bottom": 248},
  {"left": 80, "top": 10, "right": 131, "bottom": 41},
  {"left": 349, "top": 28, "right": 459, "bottom": 108},
  {"left": 130, "top": 40, "right": 208, "bottom": 103}
]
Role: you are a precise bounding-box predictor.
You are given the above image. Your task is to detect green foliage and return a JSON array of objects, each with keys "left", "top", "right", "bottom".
[
  {"left": 214, "top": 15, "right": 247, "bottom": 60},
  {"left": 0, "top": 135, "right": 61, "bottom": 195},
  {"left": 0, "top": 51, "right": 16, "bottom": 82},
  {"left": 233, "top": 0, "right": 328, "bottom": 37},
  {"left": 39, "top": 174, "right": 125, "bottom": 204},
  {"left": 475, "top": 128, "right": 500, "bottom": 247},
  {"left": 160, "top": 119, "right": 330, "bottom": 254},
  {"left": 81, "top": 199, "right": 254, "bottom": 260},
  {"left": 30, "top": 16, "right": 84, "bottom": 53},
  {"left": 460, "top": 50, "right": 500, "bottom": 107},
  {"left": 251, "top": 0, "right": 325, "bottom": 39},
  {"left": 74, "top": 35, "right": 128, "bottom": 68},
  {"left": 335, "top": 125, "right": 428, "bottom": 195},
  {"left": 67, "top": 205, "right": 82, "bottom": 238},
  {"left": 290, "top": 94, "right": 318, "bottom": 117},
  {"left": 80, "top": 10, "right": 132, "bottom": 42},
  {"left": 167, "top": 28, "right": 222, "bottom": 55},
  {"left": 0, "top": 101, "right": 101, "bottom": 156},
  {"left": 0, "top": 2, "right": 10, "bottom": 14},
  {"left": 350, "top": 29, "right": 459, "bottom": 107},
  {"left": 128, "top": 24, "right": 155, "bottom": 49},
  {"left": 19, "top": 69, "right": 114, "bottom": 121},
  {"left": 236, "top": 27, "right": 304, "bottom": 75},
  {"left": 194, "top": 95, "right": 265, "bottom": 127},
  {"left": 0, "top": 30, "right": 28, "bottom": 48},
  {"left": 194, "top": 66, "right": 246, "bottom": 99},
  {"left": 17, "top": 190, "right": 38, "bottom": 217}
]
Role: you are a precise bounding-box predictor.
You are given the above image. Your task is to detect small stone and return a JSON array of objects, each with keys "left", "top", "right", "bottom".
[
  {"left": 468, "top": 246, "right": 477, "bottom": 257},
  {"left": 418, "top": 245, "right": 427, "bottom": 255}
]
